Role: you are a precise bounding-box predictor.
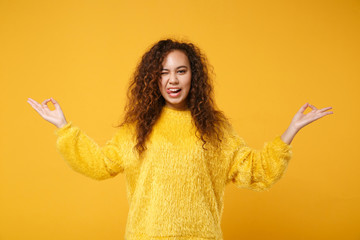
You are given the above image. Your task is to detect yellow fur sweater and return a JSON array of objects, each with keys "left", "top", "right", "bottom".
[{"left": 54, "top": 105, "right": 292, "bottom": 240}]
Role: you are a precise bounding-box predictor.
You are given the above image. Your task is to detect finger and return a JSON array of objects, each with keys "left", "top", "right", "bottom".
[
  {"left": 28, "top": 99, "right": 48, "bottom": 113},
  {"left": 298, "top": 103, "right": 309, "bottom": 113},
  {"left": 317, "top": 111, "right": 334, "bottom": 119},
  {"left": 309, "top": 104, "right": 317, "bottom": 110},
  {"left": 27, "top": 99, "right": 45, "bottom": 116},
  {"left": 50, "top": 97, "right": 60, "bottom": 110},
  {"left": 27, "top": 98, "right": 40, "bottom": 109},
  {"left": 41, "top": 99, "right": 51, "bottom": 109},
  {"left": 27, "top": 98, "right": 48, "bottom": 114},
  {"left": 27, "top": 98, "right": 40, "bottom": 106},
  {"left": 324, "top": 111, "right": 333, "bottom": 115},
  {"left": 41, "top": 98, "right": 50, "bottom": 105},
  {"left": 319, "top": 106, "right": 332, "bottom": 112}
]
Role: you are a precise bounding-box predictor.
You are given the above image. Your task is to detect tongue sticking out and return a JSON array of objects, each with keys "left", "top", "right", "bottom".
[{"left": 168, "top": 89, "right": 181, "bottom": 94}]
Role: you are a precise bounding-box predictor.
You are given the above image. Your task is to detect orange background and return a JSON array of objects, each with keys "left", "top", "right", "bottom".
[{"left": 1, "top": 0, "right": 359, "bottom": 239}]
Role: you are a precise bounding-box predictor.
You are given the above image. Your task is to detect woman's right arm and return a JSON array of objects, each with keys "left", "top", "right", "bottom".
[
  {"left": 55, "top": 121, "right": 125, "bottom": 180},
  {"left": 27, "top": 97, "right": 126, "bottom": 180}
]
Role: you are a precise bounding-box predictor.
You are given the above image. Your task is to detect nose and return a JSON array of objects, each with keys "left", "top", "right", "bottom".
[{"left": 169, "top": 72, "right": 179, "bottom": 84}]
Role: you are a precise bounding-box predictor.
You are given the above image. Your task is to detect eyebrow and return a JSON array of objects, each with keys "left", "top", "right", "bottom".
[{"left": 161, "top": 66, "right": 188, "bottom": 71}]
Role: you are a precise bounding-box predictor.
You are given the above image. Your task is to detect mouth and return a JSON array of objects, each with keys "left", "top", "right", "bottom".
[
  {"left": 166, "top": 88, "right": 182, "bottom": 94},
  {"left": 166, "top": 88, "right": 182, "bottom": 97}
]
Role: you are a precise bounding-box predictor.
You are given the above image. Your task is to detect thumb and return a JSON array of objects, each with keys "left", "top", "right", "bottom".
[
  {"left": 298, "top": 102, "right": 309, "bottom": 114},
  {"left": 51, "top": 98, "right": 61, "bottom": 110}
]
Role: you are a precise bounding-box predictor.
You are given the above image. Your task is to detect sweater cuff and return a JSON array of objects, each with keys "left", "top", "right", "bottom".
[
  {"left": 273, "top": 135, "right": 292, "bottom": 153},
  {"left": 54, "top": 121, "right": 73, "bottom": 136}
]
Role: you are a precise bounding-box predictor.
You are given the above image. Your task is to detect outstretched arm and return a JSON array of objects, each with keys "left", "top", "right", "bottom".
[
  {"left": 281, "top": 103, "right": 333, "bottom": 145},
  {"left": 27, "top": 97, "right": 126, "bottom": 180},
  {"left": 55, "top": 122, "right": 126, "bottom": 180}
]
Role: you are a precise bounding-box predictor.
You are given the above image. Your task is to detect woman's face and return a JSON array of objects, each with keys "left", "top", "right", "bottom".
[{"left": 158, "top": 49, "right": 191, "bottom": 110}]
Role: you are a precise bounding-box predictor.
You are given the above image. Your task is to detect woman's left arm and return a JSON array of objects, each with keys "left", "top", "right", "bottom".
[{"left": 281, "top": 103, "right": 333, "bottom": 145}]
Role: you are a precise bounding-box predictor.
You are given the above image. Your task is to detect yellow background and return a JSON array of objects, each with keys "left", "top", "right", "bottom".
[{"left": 1, "top": 0, "right": 359, "bottom": 239}]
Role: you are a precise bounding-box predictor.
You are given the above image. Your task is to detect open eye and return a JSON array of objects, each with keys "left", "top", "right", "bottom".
[{"left": 178, "top": 70, "right": 186, "bottom": 74}]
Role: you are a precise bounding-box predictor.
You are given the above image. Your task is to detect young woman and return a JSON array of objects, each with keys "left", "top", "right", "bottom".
[{"left": 27, "top": 38, "right": 333, "bottom": 240}]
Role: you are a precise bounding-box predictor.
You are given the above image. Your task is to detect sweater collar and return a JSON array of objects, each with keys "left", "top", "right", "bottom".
[
  {"left": 152, "top": 105, "right": 196, "bottom": 138},
  {"left": 161, "top": 105, "right": 192, "bottom": 118},
  {"left": 163, "top": 105, "right": 190, "bottom": 112}
]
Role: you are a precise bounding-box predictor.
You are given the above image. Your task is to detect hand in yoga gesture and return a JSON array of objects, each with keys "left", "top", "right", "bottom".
[
  {"left": 27, "top": 97, "right": 68, "bottom": 128},
  {"left": 281, "top": 103, "right": 333, "bottom": 145},
  {"left": 290, "top": 103, "right": 333, "bottom": 130}
]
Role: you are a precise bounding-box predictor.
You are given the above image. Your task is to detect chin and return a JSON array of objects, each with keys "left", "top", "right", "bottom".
[{"left": 170, "top": 99, "right": 185, "bottom": 105}]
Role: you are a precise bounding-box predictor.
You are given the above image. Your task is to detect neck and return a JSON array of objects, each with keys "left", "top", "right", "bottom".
[{"left": 164, "top": 104, "right": 189, "bottom": 111}]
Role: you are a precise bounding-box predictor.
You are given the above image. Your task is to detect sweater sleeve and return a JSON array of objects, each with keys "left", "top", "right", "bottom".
[
  {"left": 54, "top": 121, "right": 127, "bottom": 180},
  {"left": 226, "top": 127, "right": 292, "bottom": 192}
]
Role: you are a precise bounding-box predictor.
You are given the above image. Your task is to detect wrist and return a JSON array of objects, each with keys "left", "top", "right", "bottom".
[
  {"left": 281, "top": 124, "right": 299, "bottom": 145},
  {"left": 57, "top": 121, "right": 68, "bottom": 128},
  {"left": 288, "top": 123, "right": 300, "bottom": 134}
]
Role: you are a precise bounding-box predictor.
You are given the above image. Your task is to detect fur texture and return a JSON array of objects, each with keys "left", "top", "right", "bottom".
[{"left": 55, "top": 105, "right": 292, "bottom": 240}]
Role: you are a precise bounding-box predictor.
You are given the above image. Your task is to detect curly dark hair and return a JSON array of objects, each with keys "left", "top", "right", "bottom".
[{"left": 115, "top": 38, "right": 230, "bottom": 157}]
